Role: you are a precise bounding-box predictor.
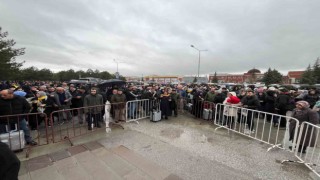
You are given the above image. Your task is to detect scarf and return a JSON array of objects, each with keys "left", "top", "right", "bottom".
[{"left": 38, "top": 96, "right": 47, "bottom": 102}]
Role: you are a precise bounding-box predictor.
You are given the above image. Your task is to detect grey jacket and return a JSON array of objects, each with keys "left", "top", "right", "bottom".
[{"left": 52, "top": 91, "right": 72, "bottom": 107}]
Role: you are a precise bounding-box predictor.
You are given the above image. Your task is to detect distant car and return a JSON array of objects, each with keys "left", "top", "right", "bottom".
[
  {"left": 69, "top": 77, "right": 102, "bottom": 85},
  {"left": 78, "top": 77, "right": 102, "bottom": 84}
]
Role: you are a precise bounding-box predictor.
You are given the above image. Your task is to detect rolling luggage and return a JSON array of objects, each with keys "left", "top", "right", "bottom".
[
  {"left": 184, "top": 103, "right": 193, "bottom": 111},
  {"left": 0, "top": 124, "right": 25, "bottom": 151},
  {"left": 0, "top": 131, "right": 25, "bottom": 151},
  {"left": 150, "top": 110, "right": 162, "bottom": 122},
  {"left": 203, "top": 109, "right": 212, "bottom": 120}
]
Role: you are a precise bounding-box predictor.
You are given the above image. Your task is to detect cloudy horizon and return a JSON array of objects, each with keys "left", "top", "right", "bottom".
[{"left": 1, "top": 0, "right": 319, "bottom": 77}]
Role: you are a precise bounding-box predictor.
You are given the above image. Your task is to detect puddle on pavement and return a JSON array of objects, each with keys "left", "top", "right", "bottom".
[{"left": 160, "top": 128, "right": 184, "bottom": 139}]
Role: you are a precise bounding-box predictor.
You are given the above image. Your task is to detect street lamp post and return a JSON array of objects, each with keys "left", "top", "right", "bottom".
[
  {"left": 190, "top": 45, "right": 208, "bottom": 82},
  {"left": 113, "top": 59, "right": 122, "bottom": 79}
]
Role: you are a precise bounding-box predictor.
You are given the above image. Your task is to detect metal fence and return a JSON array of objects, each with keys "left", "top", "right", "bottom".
[
  {"left": 282, "top": 121, "right": 320, "bottom": 177},
  {"left": 214, "top": 103, "right": 300, "bottom": 152},
  {"left": 126, "top": 99, "right": 154, "bottom": 123},
  {"left": 0, "top": 112, "right": 50, "bottom": 158},
  {"left": 50, "top": 102, "right": 125, "bottom": 144}
]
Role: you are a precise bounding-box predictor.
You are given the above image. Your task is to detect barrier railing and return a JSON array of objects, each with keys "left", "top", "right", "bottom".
[
  {"left": 187, "top": 99, "right": 215, "bottom": 121},
  {"left": 126, "top": 99, "right": 154, "bottom": 123},
  {"left": 0, "top": 112, "right": 50, "bottom": 158},
  {"left": 50, "top": 102, "right": 124, "bottom": 144},
  {"left": 202, "top": 101, "right": 215, "bottom": 121},
  {"left": 282, "top": 121, "right": 320, "bottom": 177},
  {"left": 214, "top": 103, "right": 300, "bottom": 152}
]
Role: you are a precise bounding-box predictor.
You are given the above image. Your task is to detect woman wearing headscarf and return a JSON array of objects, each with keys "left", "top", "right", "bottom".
[
  {"left": 289, "top": 101, "right": 319, "bottom": 153},
  {"left": 223, "top": 92, "right": 241, "bottom": 129}
]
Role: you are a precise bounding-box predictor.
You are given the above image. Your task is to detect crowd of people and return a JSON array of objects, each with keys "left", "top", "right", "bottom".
[
  {"left": 0, "top": 80, "right": 320, "bottom": 179},
  {"left": 0, "top": 80, "right": 319, "bottom": 151}
]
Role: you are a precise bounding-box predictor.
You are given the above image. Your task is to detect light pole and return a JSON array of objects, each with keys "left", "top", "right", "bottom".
[
  {"left": 114, "top": 59, "right": 123, "bottom": 79},
  {"left": 190, "top": 45, "right": 208, "bottom": 81}
]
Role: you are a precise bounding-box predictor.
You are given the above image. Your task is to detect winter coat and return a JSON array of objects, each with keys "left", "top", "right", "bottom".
[
  {"left": 289, "top": 108, "right": 319, "bottom": 147},
  {"left": 265, "top": 90, "right": 276, "bottom": 113},
  {"left": 240, "top": 95, "right": 260, "bottom": 110},
  {"left": 83, "top": 94, "right": 104, "bottom": 114},
  {"left": 304, "top": 93, "right": 319, "bottom": 109},
  {"left": 256, "top": 92, "right": 266, "bottom": 106},
  {"left": 160, "top": 95, "right": 171, "bottom": 117},
  {"left": 170, "top": 93, "right": 180, "bottom": 109},
  {"left": 111, "top": 94, "right": 126, "bottom": 109},
  {"left": 52, "top": 91, "right": 72, "bottom": 107},
  {"left": 125, "top": 91, "right": 139, "bottom": 101},
  {"left": 0, "top": 95, "right": 31, "bottom": 124},
  {"left": 223, "top": 98, "right": 241, "bottom": 117},
  {"left": 204, "top": 92, "right": 216, "bottom": 102},
  {"left": 275, "top": 93, "right": 291, "bottom": 111},
  {"left": 70, "top": 90, "right": 83, "bottom": 108},
  {"left": 0, "top": 141, "right": 20, "bottom": 180},
  {"left": 214, "top": 92, "right": 227, "bottom": 104}
]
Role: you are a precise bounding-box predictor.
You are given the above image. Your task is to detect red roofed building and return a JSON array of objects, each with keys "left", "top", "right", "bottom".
[
  {"left": 287, "top": 71, "right": 304, "bottom": 84},
  {"left": 208, "top": 68, "right": 264, "bottom": 84}
]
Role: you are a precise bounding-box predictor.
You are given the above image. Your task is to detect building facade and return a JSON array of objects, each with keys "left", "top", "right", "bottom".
[
  {"left": 209, "top": 69, "right": 264, "bottom": 84},
  {"left": 144, "top": 75, "right": 183, "bottom": 84}
]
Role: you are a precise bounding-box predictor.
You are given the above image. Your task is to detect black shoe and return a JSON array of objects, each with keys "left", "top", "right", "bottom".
[
  {"left": 298, "top": 149, "right": 306, "bottom": 154},
  {"left": 96, "top": 123, "right": 101, "bottom": 128},
  {"left": 88, "top": 127, "right": 92, "bottom": 130},
  {"left": 27, "top": 141, "right": 37, "bottom": 146},
  {"left": 165, "top": 117, "right": 168, "bottom": 119},
  {"left": 298, "top": 148, "right": 306, "bottom": 153}
]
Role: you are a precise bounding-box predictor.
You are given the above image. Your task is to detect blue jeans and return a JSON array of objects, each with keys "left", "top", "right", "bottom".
[
  {"left": 128, "top": 102, "right": 137, "bottom": 118},
  {"left": 19, "top": 119, "right": 32, "bottom": 143}
]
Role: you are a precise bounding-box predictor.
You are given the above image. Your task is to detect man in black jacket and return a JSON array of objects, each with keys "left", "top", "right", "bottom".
[
  {"left": 241, "top": 89, "right": 260, "bottom": 134},
  {"left": 0, "top": 89, "right": 37, "bottom": 145},
  {"left": 0, "top": 141, "right": 20, "bottom": 180},
  {"left": 125, "top": 86, "right": 139, "bottom": 119}
]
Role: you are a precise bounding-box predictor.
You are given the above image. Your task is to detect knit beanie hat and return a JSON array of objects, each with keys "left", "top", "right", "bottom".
[
  {"left": 13, "top": 90, "right": 26, "bottom": 97},
  {"left": 37, "top": 91, "right": 47, "bottom": 97},
  {"left": 296, "top": 100, "right": 310, "bottom": 108}
]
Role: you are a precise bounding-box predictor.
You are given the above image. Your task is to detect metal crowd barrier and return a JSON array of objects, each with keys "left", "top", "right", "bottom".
[
  {"left": 50, "top": 102, "right": 126, "bottom": 144},
  {"left": 0, "top": 112, "right": 50, "bottom": 158},
  {"left": 188, "top": 99, "right": 215, "bottom": 121},
  {"left": 202, "top": 101, "right": 215, "bottom": 121},
  {"left": 126, "top": 98, "right": 190, "bottom": 123},
  {"left": 126, "top": 99, "right": 157, "bottom": 123},
  {"left": 214, "top": 103, "right": 300, "bottom": 152},
  {"left": 282, "top": 121, "right": 320, "bottom": 177}
]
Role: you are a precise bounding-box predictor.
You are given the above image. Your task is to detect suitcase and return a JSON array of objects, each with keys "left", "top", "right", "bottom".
[
  {"left": 150, "top": 110, "right": 162, "bottom": 122},
  {"left": 0, "top": 130, "right": 25, "bottom": 151},
  {"left": 184, "top": 103, "right": 193, "bottom": 111},
  {"left": 203, "top": 109, "right": 212, "bottom": 120}
]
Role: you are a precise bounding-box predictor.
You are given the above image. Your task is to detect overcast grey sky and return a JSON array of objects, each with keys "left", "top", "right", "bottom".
[{"left": 1, "top": 0, "right": 319, "bottom": 77}]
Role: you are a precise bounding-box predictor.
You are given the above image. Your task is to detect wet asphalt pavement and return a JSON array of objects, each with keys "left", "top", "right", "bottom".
[{"left": 98, "top": 113, "right": 319, "bottom": 180}]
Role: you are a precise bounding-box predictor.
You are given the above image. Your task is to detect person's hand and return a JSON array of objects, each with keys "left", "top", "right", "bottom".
[
  {"left": 64, "top": 100, "right": 69, "bottom": 102},
  {"left": 77, "top": 96, "right": 81, "bottom": 99}
]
